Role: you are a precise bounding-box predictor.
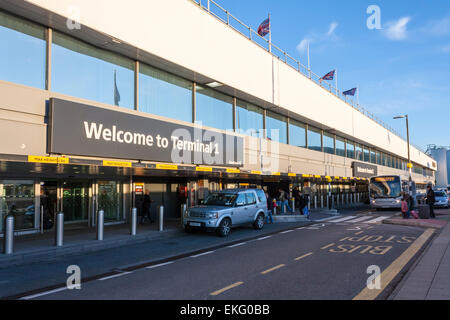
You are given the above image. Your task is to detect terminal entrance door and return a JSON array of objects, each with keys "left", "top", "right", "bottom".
[{"left": 62, "top": 181, "right": 90, "bottom": 224}]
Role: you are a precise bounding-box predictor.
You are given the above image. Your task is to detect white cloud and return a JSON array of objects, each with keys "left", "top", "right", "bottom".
[
  {"left": 327, "top": 22, "right": 338, "bottom": 36},
  {"left": 384, "top": 17, "right": 411, "bottom": 40},
  {"left": 296, "top": 22, "right": 338, "bottom": 54}
]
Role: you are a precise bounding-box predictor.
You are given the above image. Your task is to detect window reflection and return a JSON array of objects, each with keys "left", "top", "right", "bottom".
[
  {"left": 266, "top": 111, "right": 287, "bottom": 144},
  {"left": 289, "top": 119, "right": 306, "bottom": 148},
  {"left": 307, "top": 127, "right": 322, "bottom": 152},
  {"left": 196, "top": 86, "right": 233, "bottom": 131},
  {"left": 236, "top": 100, "right": 263, "bottom": 137},
  {"left": 347, "top": 141, "right": 355, "bottom": 159},
  {"left": 139, "top": 64, "right": 192, "bottom": 123},
  {"left": 323, "top": 133, "right": 335, "bottom": 155},
  {"left": 0, "top": 11, "right": 46, "bottom": 89},
  {"left": 336, "top": 137, "right": 346, "bottom": 157},
  {"left": 52, "top": 32, "right": 134, "bottom": 109}
]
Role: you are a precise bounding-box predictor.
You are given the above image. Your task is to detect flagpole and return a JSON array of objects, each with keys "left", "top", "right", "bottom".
[
  {"left": 307, "top": 41, "right": 311, "bottom": 79},
  {"left": 268, "top": 13, "right": 271, "bottom": 53},
  {"left": 335, "top": 69, "right": 338, "bottom": 96}
]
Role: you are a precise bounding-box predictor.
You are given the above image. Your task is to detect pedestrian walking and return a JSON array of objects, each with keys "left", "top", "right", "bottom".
[
  {"left": 426, "top": 185, "right": 436, "bottom": 218},
  {"left": 401, "top": 192, "right": 411, "bottom": 219},
  {"left": 277, "top": 188, "right": 292, "bottom": 213},
  {"left": 140, "top": 191, "right": 154, "bottom": 224},
  {"left": 265, "top": 191, "right": 274, "bottom": 224}
]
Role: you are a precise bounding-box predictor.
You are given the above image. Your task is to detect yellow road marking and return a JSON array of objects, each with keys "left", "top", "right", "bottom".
[
  {"left": 295, "top": 252, "right": 313, "bottom": 261},
  {"left": 353, "top": 228, "right": 435, "bottom": 300},
  {"left": 261, "top": 264, "right": 285, "bottom": 275},
  {"left": 321, "top": 243, "right": 335, "bottom": 250},
  {"left": 210, "top": 282, "right": 244, "bottom": 296},
  {"left": 355, "top": 231, "right": 364, "bottom": 235}
]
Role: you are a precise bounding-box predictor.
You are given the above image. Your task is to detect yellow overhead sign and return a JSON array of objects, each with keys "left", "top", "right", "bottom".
[
  {"left": 155, "top": 164, "right": 178, "bottom": 170},
  {"left": 103, "top": 160, "right": 132, "bottom": 168},
  {"left": 28, "top": 155, "right": 69, "bottom": 164},
  {"left": 226, "top": 168, "right": 241, "bottom": 174},
  {"left": 251, "top": 170, "right": 262, "bottom": 175},
  {"left": 196, "top": 167, "right": 213, "bottom": 172},
  {"left": 288, "top": 173, "right": 296, "bottom": 177}
]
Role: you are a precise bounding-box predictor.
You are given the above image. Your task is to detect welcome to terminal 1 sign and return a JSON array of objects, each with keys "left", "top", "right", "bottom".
[{"left": 48, "top": 98, "right": 244, "bottom": 167}]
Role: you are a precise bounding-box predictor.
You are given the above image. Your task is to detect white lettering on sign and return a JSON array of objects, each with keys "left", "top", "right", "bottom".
[{"left": 357, "top": 166, "right": 375, "bottom": 175}]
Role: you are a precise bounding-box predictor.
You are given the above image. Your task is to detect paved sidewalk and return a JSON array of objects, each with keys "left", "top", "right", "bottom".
[{"left": 393, "top": 223, "right": 450, "bottom": 300}]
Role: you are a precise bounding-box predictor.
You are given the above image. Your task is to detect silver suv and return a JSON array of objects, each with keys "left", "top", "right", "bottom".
[{"left": 183, "top": 189, "right": 267, "bottom": 237}]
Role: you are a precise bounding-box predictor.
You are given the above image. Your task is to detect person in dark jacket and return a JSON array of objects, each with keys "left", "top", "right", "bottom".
[
  {"left": 426, "top": 185, "right": 436, "bottom": 218},
  {"left": 265, "top": 191, "right": 273, "bottom": 224},
  {"left": 141, "top": 191, "right": 154, "bottom": 224}
]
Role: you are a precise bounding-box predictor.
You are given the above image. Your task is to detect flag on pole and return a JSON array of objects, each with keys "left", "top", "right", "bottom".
[
  {"left": 343, "top": 88, "right": 357, "bottom": 96},
  {"left": 114, "top": 70, "right": 121, "bottom": 106},
  {"left": 319, "top": 70, "right": 335, "bottom": 83},
  {"left": 258, "top": 17, "right": 270, "bottom": 37}
]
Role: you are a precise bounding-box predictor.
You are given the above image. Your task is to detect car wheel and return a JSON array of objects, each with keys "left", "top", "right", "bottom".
[
  {"left": 217, "top": 218, "right": 231, "bottom": 237},
  {"left": 253, "top": 213, "right": 265, "bottom": 230}
]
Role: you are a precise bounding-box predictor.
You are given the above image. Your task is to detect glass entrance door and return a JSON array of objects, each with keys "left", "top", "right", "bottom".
[
  {"left": 62, "top": 181, "right": 89, "bottom": 223},
  {"left": 98, "top": 181, "right": 123, "bottom": 222}
]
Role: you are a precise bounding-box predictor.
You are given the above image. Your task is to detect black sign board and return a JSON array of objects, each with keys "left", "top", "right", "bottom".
[
  {"left": 352, "top": 161, "right": 378, "bottom": 178},
  {"left": 48, "top": 98, "right": 244, "bottom": 166}
]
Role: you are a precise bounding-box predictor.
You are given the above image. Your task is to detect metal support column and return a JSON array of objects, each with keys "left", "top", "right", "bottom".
[
  {"left": 130, "top": 208, "right": 137, "bottom": 236},
  {"left": 55, "top": 212, "right": 64, "bottom": 247},
  {"left": 159, "top": 206, "right": 164, "bottom": 232},
  {"left": 3, "top": 216, "right": 14, "bottom": 254},
  {"left": 97, "top": 210, "right": 104, "bottom": 240}
]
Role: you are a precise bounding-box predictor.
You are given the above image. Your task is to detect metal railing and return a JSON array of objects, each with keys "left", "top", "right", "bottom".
[{"left": 191, "top": 0, "right": 425, "bottom": 153}]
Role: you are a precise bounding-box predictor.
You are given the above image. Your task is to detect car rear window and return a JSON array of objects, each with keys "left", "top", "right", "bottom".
[{"left": 435, "top": 192, "right": 445, "bottom": 197}]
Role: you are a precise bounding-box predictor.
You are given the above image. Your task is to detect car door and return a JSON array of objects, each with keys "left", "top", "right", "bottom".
[
  {"left": 244, "top": 192, "right": 258, "bottom": 222},
  {"left": 233, "top": 193, "right": 247, "bottom": 225}
]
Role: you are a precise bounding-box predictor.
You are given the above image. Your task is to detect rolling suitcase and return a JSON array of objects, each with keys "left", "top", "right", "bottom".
[
  {"left": 411, "top": 210, "right": 419, "bottom": 219},
  {"left": 417, "top": 204, "right": 430, "bottom": 219}
]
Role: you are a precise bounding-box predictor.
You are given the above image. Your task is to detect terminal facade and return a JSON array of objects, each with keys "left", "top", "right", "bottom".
[{"left": 0, "top": 0, "right": 436, "bottom": 234}]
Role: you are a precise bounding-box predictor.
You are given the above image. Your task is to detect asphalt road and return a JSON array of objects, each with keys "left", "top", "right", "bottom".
[{"left": 17, "top": 211, "right": 431, "bottom": 300}]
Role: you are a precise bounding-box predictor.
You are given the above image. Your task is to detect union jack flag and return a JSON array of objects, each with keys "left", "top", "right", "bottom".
[
  {"left": 343, "top": 88, "right": 357, "bottom": 96},
  {"left": 258, "top": 17, "right": 270, "bottom": 37},
  {"left": 319, "top": 70, "right": 335, "bottom": 83}
]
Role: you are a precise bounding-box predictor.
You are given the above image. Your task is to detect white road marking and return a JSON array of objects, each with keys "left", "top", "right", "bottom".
[
  {"left": 296, "top": 227, "right": 305, "bottom": 230},
  {"left": 190, "top": 251, "right": 215, "bottom": 258},
  {"left": 256, "top": 236, "right": 272, "bottom": 241},
  {"left": 315, "top": 216, "right": 342, "bottom": 222},
  {"left": 280, "top": 230, "right": 294, "bottom": 234},
  {"left": 228, "top": 242, "right": 247, "bottom": 248},
  {"left": 346, "top": 216, "right": 374, "bottom": 223},
  {"left": 366, "top": 216, "right": 390, "bottom": 224},
  {"left": 328, "top": 216, "right": 357, "bottom": 223},
  {"left": 99, "top": 272, "right": 132, "bottom": 281},
  {"left": 146, "top": 261, "right": 174, "bottom": 269},
  {"left": 20, "top": 287, "right": 67, "bottom": 300}
]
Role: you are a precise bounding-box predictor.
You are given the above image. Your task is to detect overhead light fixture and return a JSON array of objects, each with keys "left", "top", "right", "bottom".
[{"left": 205, "top": 81, "right": 223, "bottom": 88}]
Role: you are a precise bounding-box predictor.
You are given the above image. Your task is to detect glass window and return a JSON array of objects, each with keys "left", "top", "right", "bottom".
[
  {"left": 236, "top": 100, "right": 263, "bottom": 137},
  {"left": 336, "top": 137, "right": 346, "bottom": 157},
  {"left": 376, "top": 151, "right": 381, "bottom": 165},
  {"left": 196, "top": 86, "right": 233, "bottom": 131},
  {"left": 98, "top": 181, "right": 123, "bottom": 222},
  {"left": 289, "top": 119, "right": 306, "bottom": 148},
  {"left": 266, "top": 111, "right": 287, "bottom": 144},
  {"left": 382, "top": 153, "right": 387, "bottom": 166},
  {"left": 0, "top": 180, "right": 35, "bottom": 231},
  {"left": 0, "top": 11, "right": 46, "bottom": 89},
  {"left": 323, "top": 133, "right": 335, "bottom": 155},
  {"left": 363, "top": 147, "right": 370, "bottom": 162},
  {"left": 355, "top": 144, "right": 363, "bottom": 161},
  {"left": 387, "top": 155, "right": 392, "bottom": 168},
  {"left": 52, "top": 31, "right": 135, "bottom": 109},
  {"left": 370, "top": 150, "right": 376, "bottom": 164},
  {"left": 346, "top": 141, "right": 355, "bottom": 159},
  {"left": 307, "top": 127, "right": 322, "bottom": 152},
  {"left": 139, "top": 63, "right": 192, "bottom": 123},
  {"left": 245, "top": 192, "right": 257, "bottom": 205}
]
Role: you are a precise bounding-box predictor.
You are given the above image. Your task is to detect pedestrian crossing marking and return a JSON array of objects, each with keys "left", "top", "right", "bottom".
[
  {"left": 346, "top": 216, "right": 374, "bottom": 223},
  {"left": 328, "top": 216, "right": 357, "bottom": 223},
  {"left": 366, "top": 216, "right": 390, "bottom": 224}
]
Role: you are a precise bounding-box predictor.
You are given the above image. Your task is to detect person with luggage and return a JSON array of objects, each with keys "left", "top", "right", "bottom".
[
  {"left": 265, "top": 191, "right": 274, "bottom": 224},
  {"left": 277, "top": 188, "right": 293, "bottom": 214},
  {"left": 401, "top": 192, "right": 412, "bottom": 219},
  {"left": 140, "top": 191, "right": 154, "bottom": 224},
  {"left": 426, "top": 185, "right": 436, "bottom": 218}
]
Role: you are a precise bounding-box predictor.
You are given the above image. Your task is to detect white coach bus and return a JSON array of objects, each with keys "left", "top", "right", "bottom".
[{"left": 369, "top": 175, "right": 417, "bottom": 210}]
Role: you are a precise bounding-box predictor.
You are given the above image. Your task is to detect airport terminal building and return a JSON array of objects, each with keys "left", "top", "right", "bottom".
[{"left": 0, "top": 0, "right": 436, "bottom": 234}]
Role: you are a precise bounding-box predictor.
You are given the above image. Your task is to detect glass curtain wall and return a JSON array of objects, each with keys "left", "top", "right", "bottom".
[
  {"left": 236, "top": 100, "right": 264, "bottom": 137},
  {"left": 307, "top": 127, "right": 322, "bottom": 152},
  {"left": 196, "top": 86, "right": 233, "bottom": 131},
  {"left": 0, "top": 11, "right": 46, "bottom": 89},
  {"left": 323, "top": 133, "right": 335, "bottom": 155},
  {"left": 139, "top": 63, "right": 193, "bottom": 123},
  {"left": 346, "top": 141, "right": 355, "bottom": 159},
  {"left": 52, "top": 31, "right": 135, "bottom": 109},
  {"left": 266, "top": 111, "right": 287, "bottom": 144},
  {"left": 336, "top": 137, "right": 346, "bottom": 157},
  {"left": 0, "top": 180, "right": 35, "bottom": 231},
  {"left": 288, "top": 119, "right": 306, "bottom": 148}
]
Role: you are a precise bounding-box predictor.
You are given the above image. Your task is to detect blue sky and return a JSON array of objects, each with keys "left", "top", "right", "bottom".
[{"left": 214, "top": 0, "right": 450, "bottom": 151}]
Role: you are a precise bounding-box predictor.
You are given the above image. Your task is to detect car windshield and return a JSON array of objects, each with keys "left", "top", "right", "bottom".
[
  {"left": 204, "top": 193, "right": 237, "bottom": 207},
  {"left": 370, "top": 176, "right": 401, "bottom": 199},
  {"left": 435, "top": 192, "right": 446, "bottom": 197}
]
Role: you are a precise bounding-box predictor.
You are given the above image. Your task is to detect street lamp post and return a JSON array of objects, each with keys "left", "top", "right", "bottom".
[{"left": 394, "top": 114, "right": 412, "bottom": 194}]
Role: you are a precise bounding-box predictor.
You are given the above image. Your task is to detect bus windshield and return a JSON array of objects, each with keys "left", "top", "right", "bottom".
[{"left": 370, "top": 176, "right": 402, "bottom": 199}]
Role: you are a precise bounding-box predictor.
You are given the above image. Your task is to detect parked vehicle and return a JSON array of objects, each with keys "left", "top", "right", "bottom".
[
  {"left": 434, "top": 191, "right": 449, "bottom": 208},
  {"left": 183, "top": 189, "right": 267, "bottom": 237}
]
